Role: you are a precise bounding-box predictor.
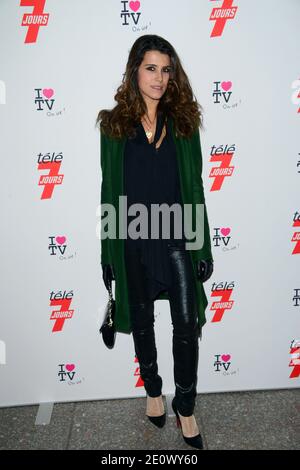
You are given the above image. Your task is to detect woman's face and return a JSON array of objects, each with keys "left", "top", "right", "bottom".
[{"left": 137, "top": 50, "right": 172, "bottom": 105}]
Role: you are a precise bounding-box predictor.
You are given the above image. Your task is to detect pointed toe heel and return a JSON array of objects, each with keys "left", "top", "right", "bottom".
[
  {"left": 146, "top": 412, "right": 166, "bottom": 428},
  {"left": 146, "top": 394, "right": 166, "bottom": 428}
]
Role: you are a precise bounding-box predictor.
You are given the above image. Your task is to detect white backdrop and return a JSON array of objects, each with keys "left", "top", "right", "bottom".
[{"left": 0, "top": 0, "right": 299, "bottom": 408}]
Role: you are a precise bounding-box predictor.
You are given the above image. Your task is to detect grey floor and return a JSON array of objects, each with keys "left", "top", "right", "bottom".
[{"left": 0, "top": 389, "right": 299, "bottom": 450}]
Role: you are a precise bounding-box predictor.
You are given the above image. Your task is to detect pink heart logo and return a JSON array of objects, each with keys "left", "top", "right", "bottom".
[
  {"left": 221, "top": 355, "right": 231, "bottom": 362},
  {"left": 66, "top": 364, "right": 75, "bottom": 372},
  {"left": 221, "top": 227, "right": 230, "bottom": 236},
  {"left": 56, "top": 236, "right": 66, "bottom": 245},
  {"left": 43, "top": 88, "right": 54, "bottom": 99},
  {"left": 221, "top": 81, "right": 232, "bottom": 91},
  {"left": 129, "top": 1, "right": 140, "bottom": 12}
]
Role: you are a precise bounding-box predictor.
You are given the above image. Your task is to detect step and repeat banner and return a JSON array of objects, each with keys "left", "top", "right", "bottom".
[{"left": 0, "top": 0, "right": 299, "bottom": 408}]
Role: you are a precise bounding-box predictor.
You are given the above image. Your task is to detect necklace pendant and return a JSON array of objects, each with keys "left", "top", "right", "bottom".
[{"left": 146, "top": 130, "right": 153, "bottom": 140}]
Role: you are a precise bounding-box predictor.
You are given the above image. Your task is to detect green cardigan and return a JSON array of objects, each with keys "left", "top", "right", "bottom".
[{"left": 100, "top": 118, "right": 213, "bottom": 334}]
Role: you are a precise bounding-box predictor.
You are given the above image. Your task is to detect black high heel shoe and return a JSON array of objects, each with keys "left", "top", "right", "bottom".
[
  {"left": 146, "top": 395, "right": 166, "bottom": 428},
  {"left": 172, "top": 397, "right": 203, "bottom": 450}
]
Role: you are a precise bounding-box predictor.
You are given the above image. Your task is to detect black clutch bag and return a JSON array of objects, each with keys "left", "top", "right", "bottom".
[{"left": 99, "top": 283, "right": 116, "bottom": 349}]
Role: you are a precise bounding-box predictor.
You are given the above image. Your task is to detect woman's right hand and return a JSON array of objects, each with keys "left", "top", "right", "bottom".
[{"left": 102, "top": 264, "right": 115, "bottom": 291}]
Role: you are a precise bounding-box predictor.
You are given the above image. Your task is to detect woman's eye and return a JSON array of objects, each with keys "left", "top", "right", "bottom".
[{"left": 146, "top": 67, "right": 171, "bottom": 73}]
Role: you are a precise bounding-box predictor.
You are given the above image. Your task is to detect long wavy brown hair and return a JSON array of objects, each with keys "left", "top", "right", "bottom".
[{"left": 95, "top": 34, "right": 204, "bottom": 139}]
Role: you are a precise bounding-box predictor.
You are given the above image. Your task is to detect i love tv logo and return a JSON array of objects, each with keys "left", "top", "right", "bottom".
[
  {"left": 48, "top": 236, "right": 67, "bottom": 256},
  {"left": 21, "top": 0, "right": 49, "bottom": 44},
  {"left": 213, "top": 81, "right": 233, "bottom": 105},
  {"left": 58, "top": 363, "right": 76, "bottom": 382},
  {"left": 212, "top": 226, "right": 233, "bottom": 250},
  {"left": 214, "top": 354, "right": 232, "bottom": 372},
  {"left": 35, "top": 88, "right": 55, "bottom": 111},
  {"left": 120, "top": 1, "right": 142, "bottom": 26}
]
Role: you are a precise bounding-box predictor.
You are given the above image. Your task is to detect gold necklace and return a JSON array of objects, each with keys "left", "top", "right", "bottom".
[{"left": 142, "top": 114, "right": 157, "bottom": 141}]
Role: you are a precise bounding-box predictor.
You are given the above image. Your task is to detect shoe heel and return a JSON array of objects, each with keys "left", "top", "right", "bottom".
[
  {"left": 175, "top": 416, "right": 181, "bottom": 428},
  {"left": 172, "top": 398, "right": 181, "bottom": 428}
]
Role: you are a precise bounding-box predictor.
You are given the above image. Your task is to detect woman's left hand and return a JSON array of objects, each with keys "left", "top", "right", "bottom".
[{"left": 196, "top": 259, "right": 214, "bottom": 282}]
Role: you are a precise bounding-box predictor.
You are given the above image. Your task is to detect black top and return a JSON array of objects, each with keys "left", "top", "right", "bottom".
[{"left": 123, "top": 111, "right": 186, "bottom": 300}]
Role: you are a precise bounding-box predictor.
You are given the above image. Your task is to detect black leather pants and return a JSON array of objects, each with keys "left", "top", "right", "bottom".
[{"left": 124, "top": 242, "right": 200, "bottom": 417}]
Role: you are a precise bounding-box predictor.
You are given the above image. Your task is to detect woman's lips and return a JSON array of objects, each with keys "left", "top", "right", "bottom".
[{"left": 151, "top": 86, "right": 163, "bottom": 90}]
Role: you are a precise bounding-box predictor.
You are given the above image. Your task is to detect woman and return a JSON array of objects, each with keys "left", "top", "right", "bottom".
[{"left": 96, "top": 34, "right": 214, "bottom": 450}]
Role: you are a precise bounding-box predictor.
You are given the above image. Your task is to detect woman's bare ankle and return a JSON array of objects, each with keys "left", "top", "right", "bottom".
[
  {"left": 146, "top": 394, "right": 164, "bottom": 417},
  {"left": 178, "top": 412, "right": 199, "bottom": 438}
]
